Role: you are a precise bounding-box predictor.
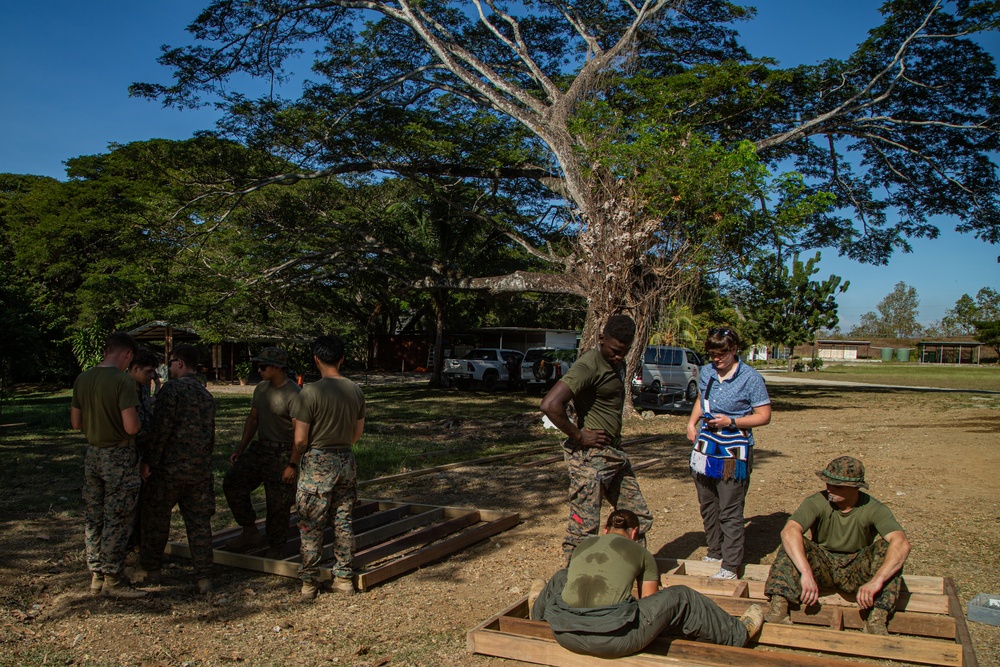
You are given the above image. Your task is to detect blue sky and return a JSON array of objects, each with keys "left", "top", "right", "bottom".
[{"left": 1, "top": 1, "right": 996, "bottom": 328}]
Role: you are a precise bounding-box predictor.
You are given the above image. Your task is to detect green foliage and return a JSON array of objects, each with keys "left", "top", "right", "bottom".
[
  {"left": 730, "top": 252, "right": 847, "bottom": 349},
  {"left": 972, "top": 320, "right": 1000, "bottom": 361},
  {"left": 69, "top": 325, "right": 107, "bottom": 371},
  {"left": 942, "top": 288, "right": 1000, "bottom": 335},
  {"left": 850, "top": 281, "right": 922, "bottom": 338}
]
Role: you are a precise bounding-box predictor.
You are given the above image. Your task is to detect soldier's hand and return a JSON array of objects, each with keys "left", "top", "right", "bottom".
[
  {"left": 577, "top": 429, "right": 611, "bottom": 448},
  {"left": 800, "top": 572, "right": 820, "bottom": 606},
  {"left": 229, "top": 451, "right": 241, "bottom": 466},
  {"left": 281, "top": 465, "right": 297, "bottom": 485},
  {"left": 856, "top": 579, "right": 881, "bottom": 609},
  {"left": 140, "top": 463, "right": 151, "bottom": 482}
]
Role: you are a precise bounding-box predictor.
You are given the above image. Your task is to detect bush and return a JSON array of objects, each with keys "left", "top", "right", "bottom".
[{"left": 808, "top": 358, "right": 824, "bottom": 371}]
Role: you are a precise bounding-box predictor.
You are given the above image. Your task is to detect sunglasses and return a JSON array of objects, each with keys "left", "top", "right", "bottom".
[{"left": 708, "top": 327, "right": 733, "bottom": 337}]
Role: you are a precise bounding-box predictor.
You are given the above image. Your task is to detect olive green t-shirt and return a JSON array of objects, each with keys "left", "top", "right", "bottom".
[
  {"left": 290, "top": 377, "right": 365, "bottom": 450},
  {"left": 790, "top": 491, "right": 905, "bottom": 554},
  {"left": 562, "top": 533, "right": 659, "bottom": 608},
  {"left": 557, "top": 349, "right": 625, "bottom": 440},
  {"left": 71, "top": 366, "right": 140, "bottom": 447},
  {"left": 252, "top": 379, "right": 300, "bottom": 444}
]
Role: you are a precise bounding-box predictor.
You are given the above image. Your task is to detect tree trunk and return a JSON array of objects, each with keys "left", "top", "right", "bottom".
[{"left": 428, "top": 289, "right": 447, "bottom": 388}]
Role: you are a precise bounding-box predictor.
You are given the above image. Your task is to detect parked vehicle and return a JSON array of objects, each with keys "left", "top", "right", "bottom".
[
  {"left": 520, "top": 347, "right": 576, "bottom": 395},
  {"left": 631, "top": 345, "right": 702, "bottom": 402},
  {"left": 443, "top": 348, "right": 524, "bottom": 391}
]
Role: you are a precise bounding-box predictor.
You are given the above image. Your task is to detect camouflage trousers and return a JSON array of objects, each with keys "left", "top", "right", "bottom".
[
  {"left": 140, "top": 475, "right": 216, "bottom": 577},
  {"left": 223, "top": 441, "right": 295, "bottom": 550},
  {"left": 297, "top": 448, "right": 356, "bottom": 581},
  {"left": 83, "top": 445, "right": 141, "bottom": 576},
  {"left": 562, "top": 442, "right": 653, "bottom": 562},
  {"left": 764, "top": 539, "right": 901, "bottom": 612}
]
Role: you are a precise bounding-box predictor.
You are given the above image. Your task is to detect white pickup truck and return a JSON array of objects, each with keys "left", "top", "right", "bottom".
[{"left": 443, "top": 348, "right": 524, "bottom": 391}]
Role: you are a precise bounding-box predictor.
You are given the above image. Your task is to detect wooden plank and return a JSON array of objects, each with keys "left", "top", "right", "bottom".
[
  {"left": 829, "top": 608, "right": 844, "bottom": 631},
  {"left": 693, "top": 593, "right": 956, "bottom": 639},
  {"left": 165, "top": 541, "right": 303, "bottom": 579},
  {"left": 662, "top": 574, "right": 765, "bottom": 598},
  {"left": 356, "top": 512, "right": 520, "bottom": 590},
  {"left": 352, "top": 504, "right": 412, "bottom": 533},
  {"left": 354, "top": 511, "right": 481, "bottom": 568},
  {"left": 759, "top": 623, "right": 963, "bottom": 666},
  {"left": 358, "top": 446, "right": 558, "bottom": 487},
  {"left": 519, "top": 454, "right": 563, "bottom": 468},
  {"left": 945, "top": 577, "right": 979, "bottom": 667},
  {"left": 731, "top": 581, "right": 749, "bottom": 598},
  {"left": 485, "top": 614, "right": 870, "bottom": 667},
  {"left": 355, "top": 507, "right": 444, "bottom": 550},
  {"left": 632, "top": 458, "right": 661, "bottom": 472}
]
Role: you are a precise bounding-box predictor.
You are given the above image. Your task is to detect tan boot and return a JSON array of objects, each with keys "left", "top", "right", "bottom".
[
  {"left": 89, "top": 572, "right": 104, "bottom": 596},
  {"left": 528, "top": 579, "right": 546, "bottom": 621},
  {"left": 739, "top": 604, "right": 765, "bottom": 644},
  {"left": 224, "top": 527, "right": 263, "bottom": 551},
  {"left": 864, "top": 607, "right": 890, "bottom": 635},
  {"left": 301, "top": 581, "right": 320, "bottom": 600},
  {"left": 331, "top": 576, "right": 356, "bottom": 595},
  {"left": 764, "top": 595, "right": 792, "bottom": 624},
  {"left": 102, "top": 573, "right": 149, "bottom": 599},
  {"left": 196, "top": 578, "right": 213, "bottom": 595}
]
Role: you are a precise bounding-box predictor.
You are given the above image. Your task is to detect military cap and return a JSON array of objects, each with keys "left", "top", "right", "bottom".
[
  {"left": 251, "top": 347, "right": 290, "bottom": 369},
  {"left": 816, "top": 456, "right": 869, "bottom": 489}
]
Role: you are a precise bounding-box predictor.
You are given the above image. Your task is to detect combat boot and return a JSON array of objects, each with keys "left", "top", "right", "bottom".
[
  {"left": 224, "top": 526, "right": 263, "bottom": 551},
  {"left": 528, "top": 579, "right": 546, "bottom": 621},
  {"left": 864, "top": 607, "right": 890, "bottom": 635},
  {"left": 739, "top": 604, "right": 765, "bottom": 644},
  {"left": 102, "top": 573, "right": 149, "bottom": 599},
  {"left": 89, "top": 572, "right": 104, "bottom": 596},
  {"left": 331, "top": 576, "right": 356, "bottom": 596},
  {"left": 301, "top": 581, "right": 320, "bottom": 601},
  {"left": 764, "top": 595, "right": 792, "bottom": 624}
]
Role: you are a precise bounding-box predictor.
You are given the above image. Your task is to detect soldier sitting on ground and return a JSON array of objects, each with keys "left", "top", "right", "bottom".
[
  {"left": 530, "top": 510, "right": 764, "bottom": 658},
  {"left": 764, "top": 456, "right": 911, "bottom": 635},
  {"left": 223, "top": 347, "right": 300, "bottom": 558}
]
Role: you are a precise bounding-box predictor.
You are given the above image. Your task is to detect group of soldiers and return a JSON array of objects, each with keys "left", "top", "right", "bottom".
[
  {"left": 72, "top": 319, "right": 911, "bottom": 659},
  {"left": 71, "top": 332, "right": 363, "bottom": 599}
]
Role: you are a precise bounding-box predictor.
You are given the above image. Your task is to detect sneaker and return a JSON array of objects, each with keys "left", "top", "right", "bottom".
[
  {"left": 301, "top": 581, "right": 320, "bottom": 600},
  {"left": 89, "top": 572, "right": 104, "bottom": 596},
  {"left": 528, "top": 579, "right": 546, "bottom": 621},
  {"left": 863, "top": 607, "right": 889, "bottom": 635},
  {"left": 701, "top": 556, "right": 722, "bottom": 563},
  {"left": 196, "top": 578, "right": 213, "bottom": 595},
  {"left": 331, "top": 576, "right": 356, "bottom": 596},
  {"left": 764, "top": 595, "right": 792, "bottom": 624},
  {"left": 224, "top": 528, "right": 263, "bottom": 551},
  {"left": 102, "top": 573, "right": 149, "bottom": 599},
  {"left": 711, "top": 567, "right": 738, "bottom": 580},
  {"left": 739, "top": 604, "right": 765, "bottom": 644}
]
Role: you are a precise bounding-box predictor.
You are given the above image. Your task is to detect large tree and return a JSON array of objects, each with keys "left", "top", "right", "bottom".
[
  {"left": 133, "top": 0, "right": 1000, "bottom": 358},
  {"left": 941, "top": 287, "right": 1000, "bottom": 335},
  {"left": 850, "top": 281, "right": 922, "bottom": 338}
]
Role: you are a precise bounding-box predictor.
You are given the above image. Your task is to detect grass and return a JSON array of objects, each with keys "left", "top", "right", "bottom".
[
  {"left": 0, "top": 383, "right": 556, "bottom": 529},
  {"left": 811, "top": 362, "right": 1000, "bottom": 391}
]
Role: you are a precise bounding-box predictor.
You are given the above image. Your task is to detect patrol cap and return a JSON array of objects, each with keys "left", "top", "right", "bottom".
[
  {"left": 816, "top": 456, "right": 869, "bottom": 489},
  {"left": 252, "top": 347, "right": 290, "bottom": 369}
]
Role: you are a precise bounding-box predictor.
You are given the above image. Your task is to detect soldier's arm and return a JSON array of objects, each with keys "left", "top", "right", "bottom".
[
  {"left": 780, "top": 519, "right": 820, "bottom": 606},
  {"left": 540, "top": 381, "right": 609, "bottom": 447},
  {"left": 351, "top": 418, "right": 365, "bottom": 445},
  {"left": 122, "top": 406, "right": 141, "bottom": 436},
  {"left": 70, "top": 407, "right": 83, "bottom": 430},
  {"left": 639, "top": 579, "right": 659, "bottom": 599},
  {"left": 144, "top": 384, "right": 175, "bottom": 468},
  {"left": 282, "top": 420, "right": 310, "bottom": 484},
  {"left": 856, "top": 530, "right": 911, "bottom": 609}
]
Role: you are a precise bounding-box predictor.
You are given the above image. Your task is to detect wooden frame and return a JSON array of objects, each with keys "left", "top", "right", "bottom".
[
  {"left": 165, "top": 499, "right": 519, "bottom": 591},
  {"left": 467, "top": 560, "right": 978, "bottom": 666}
]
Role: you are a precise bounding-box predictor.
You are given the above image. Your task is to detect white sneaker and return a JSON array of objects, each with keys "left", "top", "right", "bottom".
[
  {"left": 702, "top": 556, "right": 722, "bottom": 563},
  {"left": 711, "top": 567, "right": 738, "bottom": 579}
]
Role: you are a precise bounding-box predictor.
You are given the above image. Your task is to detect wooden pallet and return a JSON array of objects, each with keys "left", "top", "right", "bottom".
[
  {"left": 165, "top": 499, "right": 519, "bottom": 591},
  {"left": 467, "top": 560, "right": 977, "bottom": 667}
]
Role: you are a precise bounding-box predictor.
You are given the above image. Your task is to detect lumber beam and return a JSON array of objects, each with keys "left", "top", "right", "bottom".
[
  {"left": 945, "top": 577, "right": 979, "bottom": 667},
  {"left": 359, "top": 446, "right": 557, "bottom": 487},
  {"left": 354, "top": 511, "right": 481, "bottom": 568},
  {"left": 758, "top": 624, "right": 962, "bottom": 666}
]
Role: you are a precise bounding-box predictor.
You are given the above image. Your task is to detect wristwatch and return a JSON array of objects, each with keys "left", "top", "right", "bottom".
[
  {"left": 729, "top": 417, "right": 737, "bottom": 429},
  {"left": 287, "top": 461, "right": 299, "bottom": 470}
]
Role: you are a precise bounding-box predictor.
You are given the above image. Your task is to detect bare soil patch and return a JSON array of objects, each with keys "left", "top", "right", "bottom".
[{"left": 1, "top": 381, "right": 998, "bottom": 666}]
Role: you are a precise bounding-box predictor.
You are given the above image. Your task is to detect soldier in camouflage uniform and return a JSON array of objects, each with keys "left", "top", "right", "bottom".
[
  {"left": 70, "top": 332, "right": 148, "bottom": 598},
  {"left": 125, "top": 347, "right": 160, "bottom": 560},
  {"left": 223, "top": 347, "right": 300, "bottom": 557},
  {"left": 764, "top": 457, "right": 911, "bottom": 635},
  {"left": 139, "top": 343, "right": 217, "bottom": 595},
  {"left": 540, "top": 315, "right": 653, "bottom": 564},
  {"left": 282, "top": 335, "right": 365, "bottom": 599}
]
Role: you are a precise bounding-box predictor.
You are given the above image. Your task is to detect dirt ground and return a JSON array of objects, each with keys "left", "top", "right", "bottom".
[{"left": 2, "top": 377, "right": 999, "bottom": 667}]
